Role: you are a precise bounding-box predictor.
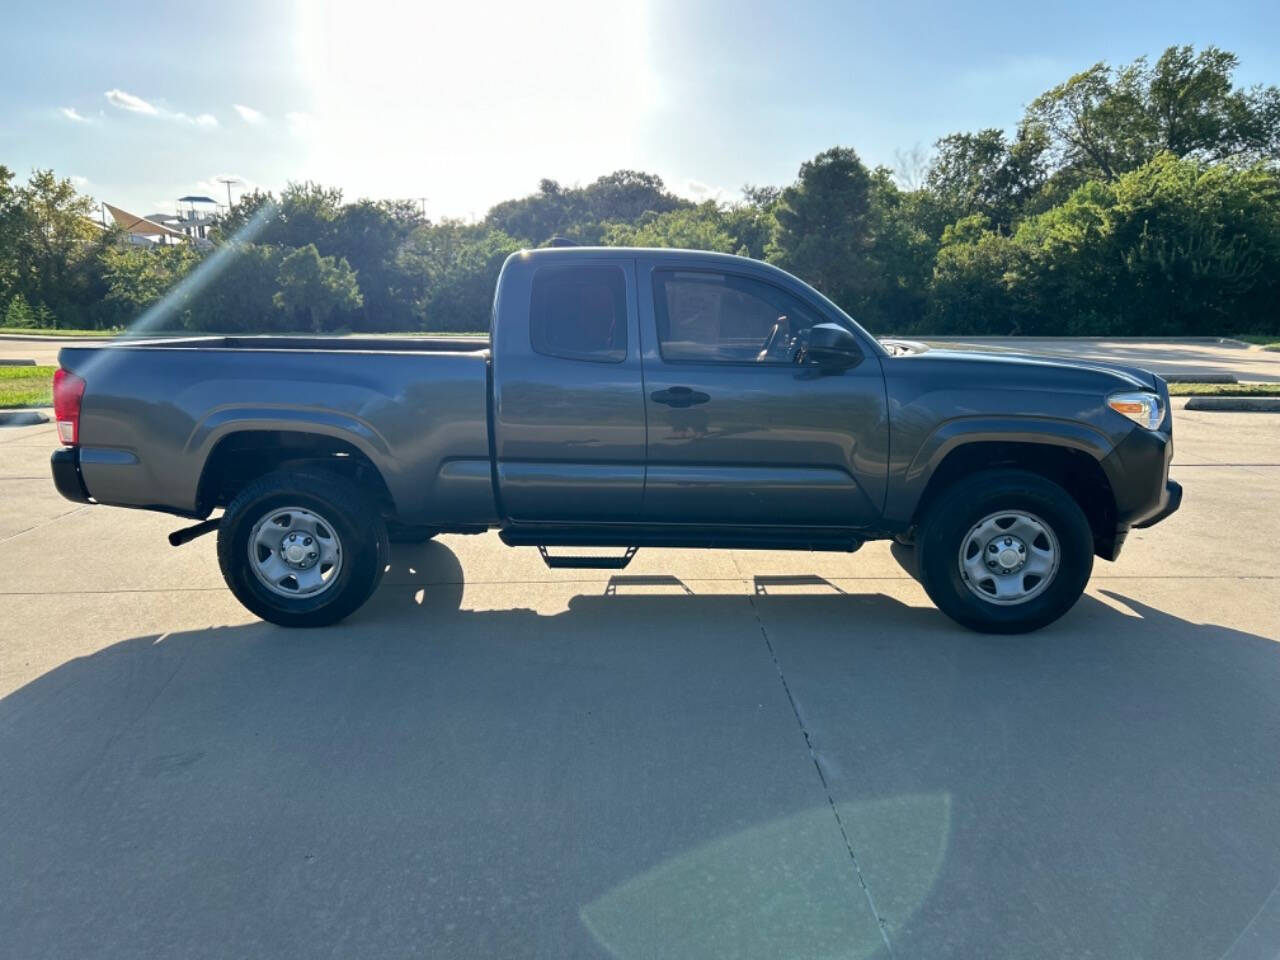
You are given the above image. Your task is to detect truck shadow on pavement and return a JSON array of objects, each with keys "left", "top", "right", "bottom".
[{"left": 3, "top": 539, "right": 1279, "bottom": 960}]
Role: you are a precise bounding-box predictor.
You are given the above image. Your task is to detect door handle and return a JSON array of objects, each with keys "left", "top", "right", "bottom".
[{"left": 651, "top": 386, "right": 710, "bottom": 408}]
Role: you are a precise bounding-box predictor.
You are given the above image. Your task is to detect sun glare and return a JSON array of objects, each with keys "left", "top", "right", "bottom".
[{"left": 292, "top": 0, "right": 655, "bottom": 217}]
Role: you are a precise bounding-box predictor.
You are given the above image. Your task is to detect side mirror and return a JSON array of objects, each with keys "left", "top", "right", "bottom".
[{"left": 804, "top": 323, "right": 861, "bottom": 370}]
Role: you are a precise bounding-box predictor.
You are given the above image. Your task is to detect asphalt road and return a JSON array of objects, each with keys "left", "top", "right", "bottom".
[{"left": 2, "top": 399, "right": 1279, "bottom": 959}]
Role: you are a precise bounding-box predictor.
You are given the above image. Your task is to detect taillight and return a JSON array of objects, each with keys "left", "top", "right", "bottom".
[{"left": 52, "top": 368, "right": 86, "bottom": 445}]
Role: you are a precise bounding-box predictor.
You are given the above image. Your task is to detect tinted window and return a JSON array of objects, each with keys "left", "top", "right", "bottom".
[
  {"left": 530, "top": 265, "right": 627, "bottom": 363},
  {"left": 653, "top": 270, "right": 829, "bottom": 363}
]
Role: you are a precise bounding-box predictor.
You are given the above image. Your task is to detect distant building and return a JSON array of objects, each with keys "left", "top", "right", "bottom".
[
  {"left": 101, "top": 196, "right": 220, "bottom": 249},
  {"left": 144, "top": 196, "right": 219, "bottom": 248},
  {"left": 103, "top": 202, "right": 190, "bottom": 246}
]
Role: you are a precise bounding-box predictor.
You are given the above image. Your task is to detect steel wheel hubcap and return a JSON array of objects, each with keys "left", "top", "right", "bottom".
[
  {"left": 248, "top": 506, "right": 343, "bottom": 599},
  {"left": 958, "top": 510, "right": 1059, "bottom": 606}
]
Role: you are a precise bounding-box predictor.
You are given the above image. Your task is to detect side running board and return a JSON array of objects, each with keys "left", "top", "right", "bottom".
[{"left": 537, "top": 546, "right": 639, "bottom": 569}]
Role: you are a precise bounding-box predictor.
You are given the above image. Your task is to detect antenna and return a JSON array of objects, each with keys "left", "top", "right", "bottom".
[{"left": 216, "top": 176, "right": 242, "bottom": 209}]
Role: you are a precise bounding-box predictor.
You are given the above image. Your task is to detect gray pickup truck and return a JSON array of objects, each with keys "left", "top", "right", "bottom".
[{"left": 50, "top": 247, "right": 1180, "bottom": 633}]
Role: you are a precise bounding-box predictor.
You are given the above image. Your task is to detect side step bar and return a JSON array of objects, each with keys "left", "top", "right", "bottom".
[
  {"left": 502, "top": 527, "right": 863, "bottom": 553},
  {"left": 537, "top": 546, "right": 638, "bottom": 570}
]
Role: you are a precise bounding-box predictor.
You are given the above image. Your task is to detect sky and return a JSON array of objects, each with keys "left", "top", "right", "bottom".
[{"left": 2, "top": 0, "right": 1277, "bottom": 220}]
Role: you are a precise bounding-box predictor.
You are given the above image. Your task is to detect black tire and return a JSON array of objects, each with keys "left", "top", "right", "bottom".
[
  {"left": 217, "top": 470, "right": 389, "bottom": 628},
  {"left": 387, "top": 524, "right": 439, "bottom": 544},
  {"left": 917, "top": 469, "right": 1093, "bottom": 634}
]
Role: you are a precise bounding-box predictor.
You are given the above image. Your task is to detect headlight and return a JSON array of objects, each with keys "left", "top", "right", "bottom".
[{"left": 1108, "top": 390, "right": 1165, "bottom": 430}]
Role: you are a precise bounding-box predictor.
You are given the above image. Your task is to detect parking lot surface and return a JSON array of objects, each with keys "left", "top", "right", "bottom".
[{"left": 2, "top": 395, "right": 1279, "bottom": 958}]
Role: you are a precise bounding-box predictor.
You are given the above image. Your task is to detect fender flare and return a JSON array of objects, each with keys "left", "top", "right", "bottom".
[
  {"left": 186, "top": 407, "right": 401, "bottom": 513},
  {"left": 887, "top": 415, "right": 1115, "bottom": 525}
]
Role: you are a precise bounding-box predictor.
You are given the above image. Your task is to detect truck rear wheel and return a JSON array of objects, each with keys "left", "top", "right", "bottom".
[
  {"left": 217, "top": 470, "right": 389, "bottom": 628},
  {"left": 916, "top": 469, "right": 1093, "bottom": 634}
]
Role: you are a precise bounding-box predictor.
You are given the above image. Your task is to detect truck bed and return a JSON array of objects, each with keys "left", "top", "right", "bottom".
[{"left": 57, "top": 338, "right": 497, "bottom": 525}]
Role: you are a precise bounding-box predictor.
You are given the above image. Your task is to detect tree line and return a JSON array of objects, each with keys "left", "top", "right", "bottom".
[{"left": 2, "top": 45, "right": 1277, "bottom": 337}]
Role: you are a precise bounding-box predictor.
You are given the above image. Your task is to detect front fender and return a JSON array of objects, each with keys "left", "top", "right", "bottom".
[{"left": 884, "top": 415, "right": 1116, "bottom": 526}]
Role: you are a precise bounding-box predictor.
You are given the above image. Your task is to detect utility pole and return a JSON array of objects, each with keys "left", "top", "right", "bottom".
[
  {"left": 414, "top": 196, "right": 428, "bottom": 219},
  {"left": 216, "top": 176, "right": 242, "bottom": 211}
]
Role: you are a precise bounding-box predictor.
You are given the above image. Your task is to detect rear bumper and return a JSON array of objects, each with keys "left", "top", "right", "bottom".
[{"left": 50, "top": 448, "right": 92, "bottom": 504}]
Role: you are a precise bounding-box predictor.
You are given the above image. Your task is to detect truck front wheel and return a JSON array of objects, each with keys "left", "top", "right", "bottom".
[
  {"left": 217, "top": 470, "right": 389, "bottom": 628},
  {"left": 916, "top": 469, "right": 1093, "bottom": 634}
]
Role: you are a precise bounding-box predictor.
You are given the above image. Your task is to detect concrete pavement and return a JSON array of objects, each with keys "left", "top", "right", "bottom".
[{"left": 1, "top": 401, "right": 1279, "bottom": 958}]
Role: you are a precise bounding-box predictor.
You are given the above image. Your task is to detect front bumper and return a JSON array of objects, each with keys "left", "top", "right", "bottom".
[
  {"left": 1095, "top": 397, "right": 1180, "bottom": 558},
  {"left": 50, "top": 448, "right": 92, "bottom": 504},
  {"left": 1133, "top": 479, "right": 1182, "bottom": 529}
]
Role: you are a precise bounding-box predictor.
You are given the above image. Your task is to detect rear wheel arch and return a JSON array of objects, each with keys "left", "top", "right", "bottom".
[{"left": 196, "top": 429, "right": 397, "bottom": 519}]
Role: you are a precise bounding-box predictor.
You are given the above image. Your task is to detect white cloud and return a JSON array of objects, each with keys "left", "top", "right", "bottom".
[
  {"left": 105, "top": 88, "right": 158, "bottom": 115},
  {"left": 678, "top": 179, "right": 731, "bottom": 204},
  {"left": 70, "top": 175, "right": 90, "bottom": 189},
  {"left": 104, "top": 89, "right": 217, "bottom": 127},
  {"left": 60, "top": 107, "right": 93, "bottom": 123},
  {"left": 233, "top": 104, "right": 265, "bottom": 125}
]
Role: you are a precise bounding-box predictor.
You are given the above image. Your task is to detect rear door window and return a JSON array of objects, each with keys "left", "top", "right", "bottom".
[{"left": 530, "top": 265, "right": 627, "bottom": 363}]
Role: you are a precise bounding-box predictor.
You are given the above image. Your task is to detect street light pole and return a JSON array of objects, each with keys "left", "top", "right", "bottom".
[{"left": 216, "top": 176, "right": 242, "bottom": 212}]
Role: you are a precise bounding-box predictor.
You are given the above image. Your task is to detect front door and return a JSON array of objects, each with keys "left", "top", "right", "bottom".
[{"left": 638, "top": 260, "right": 888, "bottom": 528}]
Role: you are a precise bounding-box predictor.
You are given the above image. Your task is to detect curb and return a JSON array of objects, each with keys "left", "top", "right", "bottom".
[
  {"left": 1164, "top": 373, "right": 1236, "bottom": 384},
  {"left": 0, "top": 409, "right": 50, "bottom": 426},
  {"left": 1184, "top": 397, "right": 1280, "bottom": 413},
  {"left": 0, "top": 358, "right": 37, "bottom": 366}
]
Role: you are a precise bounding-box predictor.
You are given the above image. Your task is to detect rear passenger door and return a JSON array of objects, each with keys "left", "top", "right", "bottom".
[{"left": 492, "top": 257, "right": 647, "bottom": 522}]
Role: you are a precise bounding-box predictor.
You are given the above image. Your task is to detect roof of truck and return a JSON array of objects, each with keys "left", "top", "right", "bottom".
[{"left": 514, "top": 245, "right": 758, "bottom": 265}]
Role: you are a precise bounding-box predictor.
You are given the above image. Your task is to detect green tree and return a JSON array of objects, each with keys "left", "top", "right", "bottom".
[
  {"left": 768, "top": 147, "right": 878, "bottom": 317},
  {"left": 486, "top": 178, "right": 587, "bottom": 245},
  {"left": 1025, "top": 46, "right": 1280, "bottom": 185},
  {"left": 185, "top": 242, "right": 287, "bottom": 332},
  {"left": 486, "top": 170, "right": 690, "bottom": 246},
  {"left": 331, "top": 198, "right": 423, "bottom": 330},
  {"left": 603, "top": 202, "right": 735, "bottom": 252},
  {"left": 0, "top": 166, "right": 22, "bottom": 304},
  {"left": 865, "top": 169, "right": 936, "bottom": 331},
  {"left": 926, "top": 126, "right": 1049, "bottom": 233},
  {"left": 100, "top": 243, "right": 201, "bottom": 320},
  {"left": 273, "top": 243, "right": 363, "bottom": 331},
  {"left": 399, "top": 221, "right": 520, "bottom": 330},
  {"left": 32, "top": 301, "right": 56, "bottom": 329},
  {"left": 1098, "top": 155, "right": 1279, "bottom": 333},
  {"left": 8, "top": 170, "right": 99, "bottom": 326},
  {"left": 3, "top": 292, "right": 34, "bottom": 328},
  {"left": 723, "top": 186, "right": 780, "bottom": 259}
]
